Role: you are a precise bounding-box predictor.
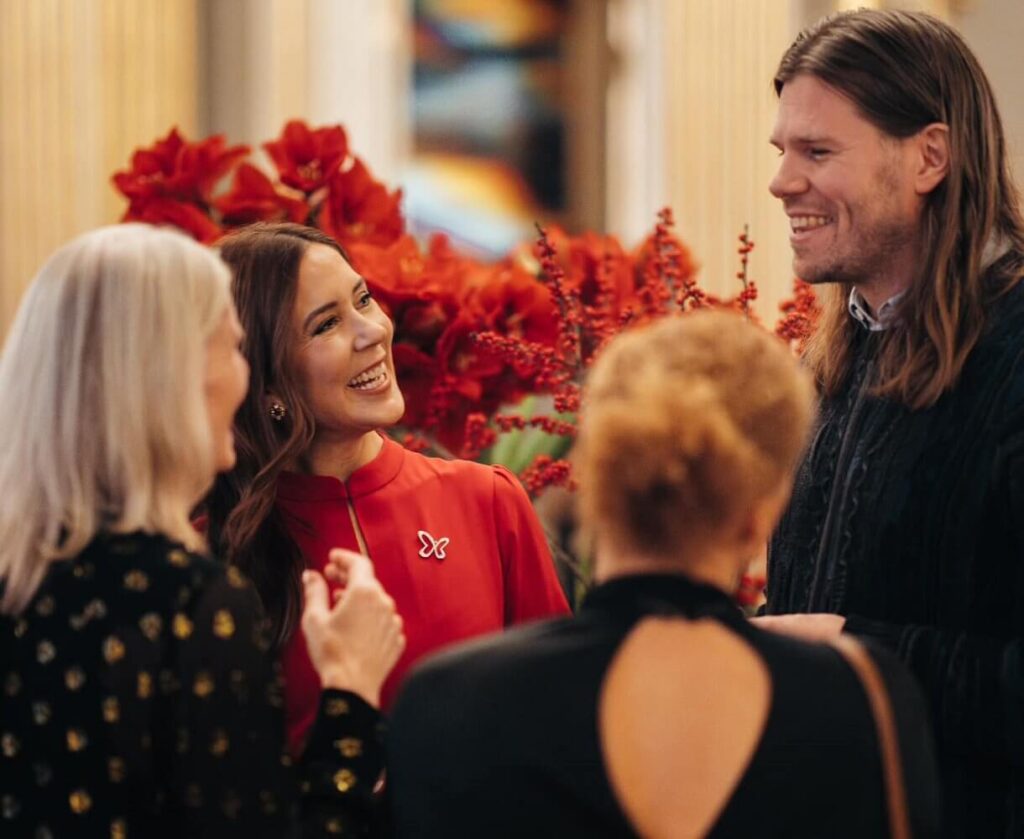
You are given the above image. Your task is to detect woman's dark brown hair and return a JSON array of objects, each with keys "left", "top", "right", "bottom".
[
  {"left": 776, "top": 9, "right": 1024, "bottom": 408},
  {"left": 206, "top": 222, "right": 349, "bottom": 646}
]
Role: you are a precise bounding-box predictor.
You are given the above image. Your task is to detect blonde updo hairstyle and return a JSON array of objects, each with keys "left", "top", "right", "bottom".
[{"left": 577, "top": 310, "right": 815, "bottom": 560}]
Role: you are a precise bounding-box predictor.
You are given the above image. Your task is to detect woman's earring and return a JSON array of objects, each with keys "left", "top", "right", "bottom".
[{"left": 269, "top": 402, "right": 287, "bottom": 422}]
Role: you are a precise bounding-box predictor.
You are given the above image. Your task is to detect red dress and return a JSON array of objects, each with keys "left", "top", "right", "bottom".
[{"left": 276, "top": 434, "right": 570, "bottom": 754}]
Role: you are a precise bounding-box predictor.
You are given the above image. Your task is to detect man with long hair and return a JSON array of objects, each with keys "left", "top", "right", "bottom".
[{"left": 755, "top": 9, "right": 1024, "bottom": 836}]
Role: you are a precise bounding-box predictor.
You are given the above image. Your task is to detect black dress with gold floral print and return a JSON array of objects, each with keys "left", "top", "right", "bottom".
[{"left": 0, "top": 531, "right": 381, "bottom": 838}]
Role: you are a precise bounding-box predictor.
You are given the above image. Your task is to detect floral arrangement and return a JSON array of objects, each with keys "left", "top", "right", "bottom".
[{"left": 112, "top": 121, "right": 819, "bottom": 507}]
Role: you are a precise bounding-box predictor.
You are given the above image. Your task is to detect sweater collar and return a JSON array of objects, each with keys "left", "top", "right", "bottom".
[
  {"left": 581, "top": 573, "right": 742, "bottom": 623},
  {"left": 276, "top": 433, "right": 405, "bottom": 502}
]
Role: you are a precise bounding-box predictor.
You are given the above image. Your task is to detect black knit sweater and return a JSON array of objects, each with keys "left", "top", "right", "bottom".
[{"left": 768, "top": 263, "right": 1024, "bottom": 838}]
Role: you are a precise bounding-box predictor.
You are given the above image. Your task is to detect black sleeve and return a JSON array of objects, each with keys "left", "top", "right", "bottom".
[
  {"left": 164, "top": 569, "right": 383, "bottom": 837},
  {"left": 845, "top": 423, "right": 1024, "bottom": 765}
]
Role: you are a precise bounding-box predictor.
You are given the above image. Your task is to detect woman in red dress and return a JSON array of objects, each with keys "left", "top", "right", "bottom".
[{"left": 205, "top": 222, "right": 569, "bottom": 755}]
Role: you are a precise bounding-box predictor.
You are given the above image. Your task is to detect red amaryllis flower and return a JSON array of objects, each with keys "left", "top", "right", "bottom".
[
  {"left": 469, "top": 261, "right": 559, "bottom": 351},
  {"left": 112, "top": 127, "right": 249, "bottom": 205},
  {"left": 264, "top": 120, "right": 349, "bottom": 193},
  {"left": 122, "top": 197, "right": 223, "bottom": 244},
  {"left": 320, "top": 158, "right": 404, "bottom": 248},
  {"left": 213, "top": 163, "right": 310, "bottom": 226}
]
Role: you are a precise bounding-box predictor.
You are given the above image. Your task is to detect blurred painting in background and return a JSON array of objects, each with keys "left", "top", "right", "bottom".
[{"left": 407, "top": 0, "right": 570, "bottom": 258}]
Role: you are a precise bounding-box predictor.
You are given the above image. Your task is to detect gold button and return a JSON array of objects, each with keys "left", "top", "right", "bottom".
[
  {"left": 325, "top": 698, "right": 350, "bottom": 717},
  {"left": 111, "top": 817, "right": 127, "bottom": 839},
  {"left": 137, "top": 672, "right": 152, "bottom": 699},
  {"left": 333, "top": 769, "right": 356, "bottom": 793},
  {"left": 69, "top": 789, "right": 92, "bottom": 814},
  {"left": 108, "top": 757, "right": 125, "bottom": 783},
  {"left": 103, "top": 697, "right": 120, "bottom": 723}
]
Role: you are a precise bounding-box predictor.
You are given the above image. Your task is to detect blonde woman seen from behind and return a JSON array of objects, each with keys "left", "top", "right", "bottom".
[
  {"left": 387, "top": 311, "right": 941, "bottom": 838},
  {"left": 0, "top": 224, "right": 403, "bottom": 838}
]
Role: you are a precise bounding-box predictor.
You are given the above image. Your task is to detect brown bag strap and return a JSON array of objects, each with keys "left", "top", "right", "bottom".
[{"left": 830, "top": 634, "right": 911, "bottom": 839}]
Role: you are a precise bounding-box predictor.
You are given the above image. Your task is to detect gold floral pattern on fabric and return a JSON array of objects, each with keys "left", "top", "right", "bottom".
[
  {"left": 335, "top": 738, "right": 362, "bottom": 758},
  {"left": 65, "top": 667, "right": 86, "bottom": 691},
  {"left": 210, "top": 729, "right": 229, "bottom": 757},
  {"left": 122, "top": 571, "right": 149, "bottom": 592},
  {"left": 137, "top": 671, "right": 152, "bottom": 699},
  {"left": 193, "top": 672, "right": 215, "bottom": 698},
  {"left": 68, "top": 790, "right": 92, "bottom": 814},
  {"left": 2, "top": 733, "right": 19, "bottom": 757},
  {"left": 138, "top": 613, "right": 162, "bottom": 641},
  {"left": 102, "top": 636, "right": 125, "bottom": 663},
  {"left": 213, "top": 609, "right": 235, "bottom": 639},
  {"left": 32, "top": 702, "right": 51, "bottom": 725},
  {"left": 172, "top": 613, "right": 193, "bottom": 639},
  {"left": 66, "top": 729, "right": 87, "bottom": 752},
  {"left": 1, "top": 532, "right": 382, "bottom": 836},
  {"left": 108, "top": 758, "right": 125, "bottom": 783},
  {"left": 36, "top": 640, "right": 55, "bottom": 664},
  {"left": 4, "top": 672, "right": 21, "bottom": 696},
  {"left": 167, "top": 549, "right": 190, "bottom": 567},
  {"left": 102, "top": 697, "right": 119, "bottom": 723},
  {"left": 333, "top": 769, "right": 356, "bottom": 793}
]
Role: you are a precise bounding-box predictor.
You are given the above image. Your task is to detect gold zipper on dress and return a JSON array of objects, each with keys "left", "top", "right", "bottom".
[{"left": 345, "top": 494, "right": 370, "bottom": 558}]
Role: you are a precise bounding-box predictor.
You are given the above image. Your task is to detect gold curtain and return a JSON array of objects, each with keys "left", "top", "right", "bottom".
[{"left": 0, "top": 0, "right": 198, "bottom": 333}]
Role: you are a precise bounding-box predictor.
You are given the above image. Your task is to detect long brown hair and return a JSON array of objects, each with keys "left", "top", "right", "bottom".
[
  {"left": 206, "top": 223, "right": 349, "bottom": 646},
  {"left": 776, "top": 9, "right": 1024, "bottom": 408}
]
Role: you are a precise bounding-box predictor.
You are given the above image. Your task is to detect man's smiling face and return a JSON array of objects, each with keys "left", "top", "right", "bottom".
[{"left": 769, "top": 73, "right": 923, "bottom": 289}]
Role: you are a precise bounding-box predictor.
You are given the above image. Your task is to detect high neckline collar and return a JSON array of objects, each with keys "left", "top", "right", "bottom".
[
  {"left": 848, "top": 286, "right": 906, "bottom": 332},
  {"left": 276, "top": 433, "right": 405, "bottom": 501},
  {"left": 581, "top": 572, "right": 741, "bottom": 623}
]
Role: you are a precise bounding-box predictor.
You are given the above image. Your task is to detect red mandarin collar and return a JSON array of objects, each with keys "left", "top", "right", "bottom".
[{"left": 276, "top": 433, "right": 405, "bottom": 502}]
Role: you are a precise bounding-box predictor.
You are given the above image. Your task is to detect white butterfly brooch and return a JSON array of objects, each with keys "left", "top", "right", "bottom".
[{"left": 417, "top": 530, "right": 450, "bottom": 561}]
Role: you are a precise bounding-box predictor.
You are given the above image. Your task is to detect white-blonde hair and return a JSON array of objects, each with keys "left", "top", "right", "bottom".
[{"left": 0, "top": 224, "right": 232, "bottom": 614}]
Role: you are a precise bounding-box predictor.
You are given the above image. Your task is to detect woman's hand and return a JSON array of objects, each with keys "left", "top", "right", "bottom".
[
  {"left": 301, "top": 548, "right": 405, "bottom": 708},
  {"left": 750, "top": 613, "right": 846, "bottom": 642}
]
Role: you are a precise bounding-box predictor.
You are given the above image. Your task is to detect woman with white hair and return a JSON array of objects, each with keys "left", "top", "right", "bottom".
[{"left": 0, "top": 224, "right": 404, "bottom": 838}]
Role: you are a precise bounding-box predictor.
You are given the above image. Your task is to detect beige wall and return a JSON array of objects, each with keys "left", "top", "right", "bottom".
[
  {"left": 955, "top": 0, "right": 1024, "bottom": 185},
  {"left": 1, "top": 0, "right": 1019, "bottom": 336},
  {"left": 658, "top": 0, "right": 798, "bottom": 321},
  {"left": 0, "top": 0, "right": 198, "bottom": 333}
]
